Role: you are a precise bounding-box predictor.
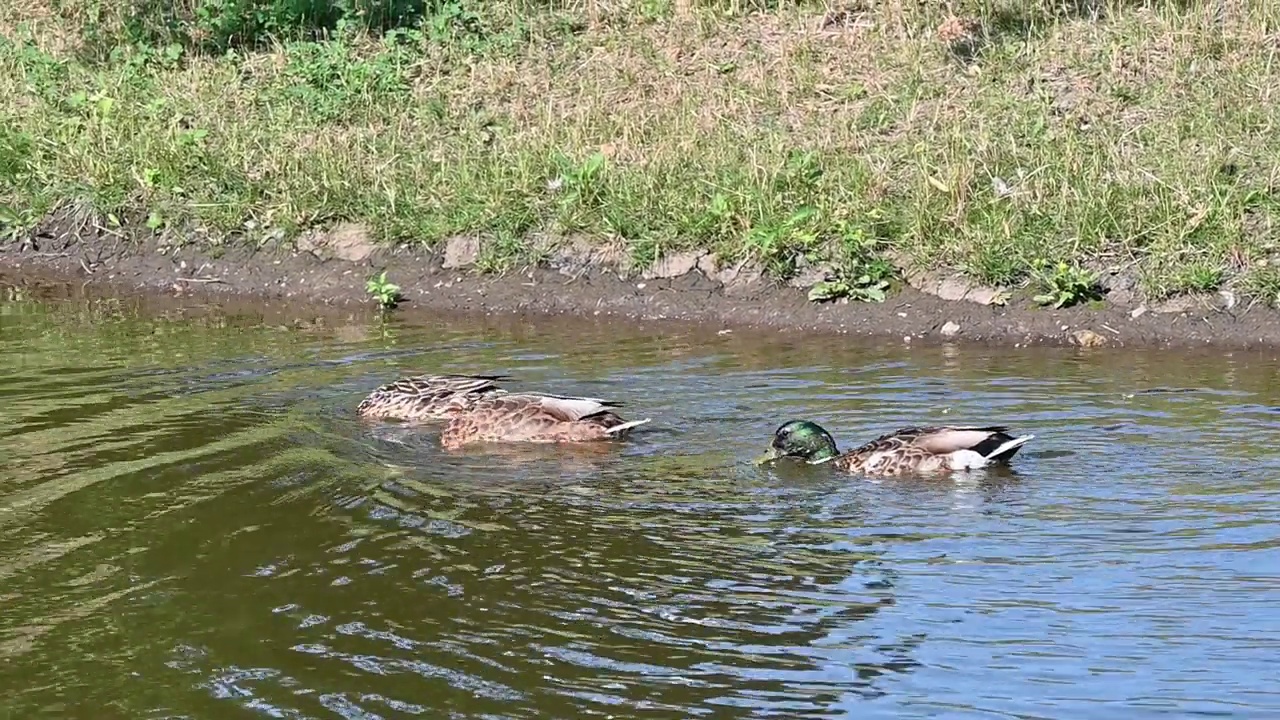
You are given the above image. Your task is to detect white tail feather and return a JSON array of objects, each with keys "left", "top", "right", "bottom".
[
  {"left": 530, "top": 394, "right": 613, "bottom": 420},
  {"left": 604, "top": 418, "right": 651, "bottom": 435},
  {"left": 984, "top": 434, "right": 1035, "bottom": 461},
  {"left": 523, "top": 391, "right": 614, "bottom": 404},
  {"left": 949, "top": 434, "right": 1035, "bottom": 471}
]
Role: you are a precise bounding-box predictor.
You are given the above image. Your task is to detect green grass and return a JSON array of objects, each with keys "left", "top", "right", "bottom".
[{"left": 2, "top": 0, "right": 1280, "bottom": 305}]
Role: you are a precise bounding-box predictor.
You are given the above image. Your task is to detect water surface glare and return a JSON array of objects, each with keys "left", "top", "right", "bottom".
[{"left": 2, "top": 292, "right": 1280, "bottom": 719}]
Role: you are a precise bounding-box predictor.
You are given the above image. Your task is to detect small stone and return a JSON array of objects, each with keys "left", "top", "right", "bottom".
[
  {"left": 1099, "top": 265, "right": 1140, "bottom": 307},
  {"left": 788, "top": 260, "right": 835, "bottom": 289},
  {"left": 644, "top": 251, "right": 705, "bottom": 279},
  {"left": 940, "top": 321, "right": 961, "bottom": 337},
  {"left": 933, "top": 277, "right": 971, "bottom": 302},
  {"left": 1130, "top": 305, "right": 1148, "bottom": 319},
  {"left": 963, "top": 286, "right": 1009, "bottom": 306},
  {"left": 442, "top": 235, "right": 481, "bottom": 269},
  {"left": 1072, "top": 329, "right": 1107, "bottom": 347},
  {"left": 903, "top": 268, "right": 1009, "bottom": 306},
  {"left": 696, "top": 253, "right": 721, "bottom": 278},
  {"left": 718, "top": 260, "right": 765, "bottom": 295},
  {"left": 549, "top": 237, "right": 631, "bottom": 277},
  {"left": 1152, "top": 296, "right": 1198, "bottom": 314},
  {"left": 328, "top": 222, "right": 376, "bottom": 263}
]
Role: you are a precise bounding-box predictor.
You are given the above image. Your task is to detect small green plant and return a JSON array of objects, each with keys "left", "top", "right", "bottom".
[
  {"left": 426, "top": 0, "right": 486, "bottom": 49},
  {"left": 701, "top": 191, "right": 737, "bottom": 237},
  {"left": 0, "top": 205, "right": 22, "bottom": 243},
  {"left": 274, "top": 39, "right": 413, "bottom": 123},
  {"left": 550, "top": 151, "right": 610, "bottom": 230},
  {"left": 556, "top": 152, "right": 607, "bottom": 201},
  {"left": 1030, "top": 259, "right": 1103, "bottom": 308},
  {"left": 806, "top": 217, "right": 896, "bottom": 303},
  {"left": 967, "top": 241, "right": 1025, "bottom": 287},
  {"left": 776, "top": 150, "right": 823, "bottom": 197},
  {"left": 808, "top": 274, "right": 890, "bottom": 303},
  {"left": 0, "top": 203, "right": 38, "bottom": 244},
  {"left": 366, "top": 270, "right": 402, "bottom": 310},
  {"left": 743, "top": 206, "right": 819, "bottom": 278},
  {"left": 1175, "top": 262, "right": 1225, "bottom": 293}
]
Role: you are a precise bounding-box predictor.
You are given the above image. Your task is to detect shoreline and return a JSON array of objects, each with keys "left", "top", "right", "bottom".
[{"left": 2, "top": 227, "right": 1276, "bottom": 351}]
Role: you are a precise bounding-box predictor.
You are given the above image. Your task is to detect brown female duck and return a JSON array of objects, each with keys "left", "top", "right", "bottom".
[
  {"left": 356, "top": 373, "right": 509, "bottom": 422},
  {"left": 440, "top": 392, "right": 650, "bottom": 449}
]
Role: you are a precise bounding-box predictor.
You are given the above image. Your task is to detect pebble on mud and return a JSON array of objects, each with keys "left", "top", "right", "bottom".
[
  {"left": 696, "top": 254, "right": 763, "bottom": 290},
  {"left": 1072, "top": 329, "right": 1108, "bottom": 347},
  {"left": 901, "top": 266, "right": 1009, "bottom": 306},
  {"left": 442, "top": 235, "right": 481, "bottom": 269},
  {"left": 940, "top": 321, "right": 961, "bottom": 337},
  {"left": 1151, "top": 296, "right": 1199, "bottom": 314},
  {"left": 787, "top": 257, "right": 835, "bottom": 288},
  {"left": 295, "top": 222, "right": 377, "bottom": 263},
  {"left": 643, "top": 251, "right": 705, "bottom": 280}
]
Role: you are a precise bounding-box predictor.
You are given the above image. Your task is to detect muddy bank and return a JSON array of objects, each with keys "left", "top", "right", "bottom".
[{"left": 1, "top": 222, "right": 1277, "bottom": 350}]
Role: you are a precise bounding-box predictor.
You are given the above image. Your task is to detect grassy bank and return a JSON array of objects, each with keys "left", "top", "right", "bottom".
[{"left": 2, "top": 0, "right": 1279, "bottom": 306}]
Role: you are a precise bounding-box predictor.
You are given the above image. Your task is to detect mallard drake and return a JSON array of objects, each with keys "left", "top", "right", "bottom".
[
  {"left": 356, "top": 373, "right": 509, "bottom": 422},
  {"left": 756, "top": 420, "right": 1034, "bottom": 476},
  {"left": 440, "top": 392, "right": 650, "bottom": 449}
]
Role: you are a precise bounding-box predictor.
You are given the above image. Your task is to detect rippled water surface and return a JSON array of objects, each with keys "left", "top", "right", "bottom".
[{"left": 2, "top": 288, "right": 1280, "bottom": 719}]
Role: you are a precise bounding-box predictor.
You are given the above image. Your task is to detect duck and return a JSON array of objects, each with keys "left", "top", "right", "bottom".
[
  {"left": 440, "top": 392, "right": 651, "bottom": 449},
  {"left": 756, "top": 420, "right": 1034, "bottom": 476},
  {"left": 356, "top": 373, "right": 510, "bottom": 422}
]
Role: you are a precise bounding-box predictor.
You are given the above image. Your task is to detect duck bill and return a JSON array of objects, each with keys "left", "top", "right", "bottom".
[{"left": 753, "top": 446, "right": 783, "bottom": 466}]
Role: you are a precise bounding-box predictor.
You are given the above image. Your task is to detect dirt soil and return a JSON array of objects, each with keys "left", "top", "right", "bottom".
[{"left": 2, "top": 217, "right": 1278, "bottom": 350}]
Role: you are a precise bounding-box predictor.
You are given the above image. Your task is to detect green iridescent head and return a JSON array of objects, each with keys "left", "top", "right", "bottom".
[{"left": 754, "top": 420, "right": 840, "bottom": 465}]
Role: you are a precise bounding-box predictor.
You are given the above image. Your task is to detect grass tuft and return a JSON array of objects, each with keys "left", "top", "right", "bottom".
[{"left": 2, "top": 0, "right": 1280, "bottom": 305}]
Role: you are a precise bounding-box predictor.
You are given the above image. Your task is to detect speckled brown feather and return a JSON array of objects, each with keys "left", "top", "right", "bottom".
[
  {"left": 356, "top": 373, "right": 509, "bottom": 422},
  {"left": 440, "top": 393, "right": 648, "bottom": 449},
  {"left": 831, "top": 425, "right": 1015, "bottom": 476}
]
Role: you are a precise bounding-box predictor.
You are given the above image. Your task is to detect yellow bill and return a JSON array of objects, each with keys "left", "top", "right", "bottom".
[{"left": 753, "top": 446, "right": 782, "bottom": 466}]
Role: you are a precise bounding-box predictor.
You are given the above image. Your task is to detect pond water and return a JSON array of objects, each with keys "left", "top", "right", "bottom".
[{"left": 2, "top": 287, "right": 1279, "bottom": 719}]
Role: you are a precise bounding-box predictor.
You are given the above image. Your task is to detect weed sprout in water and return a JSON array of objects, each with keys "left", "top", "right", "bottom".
[{"left": 366, "top": 271, "right": 401, "bottom": 310}]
